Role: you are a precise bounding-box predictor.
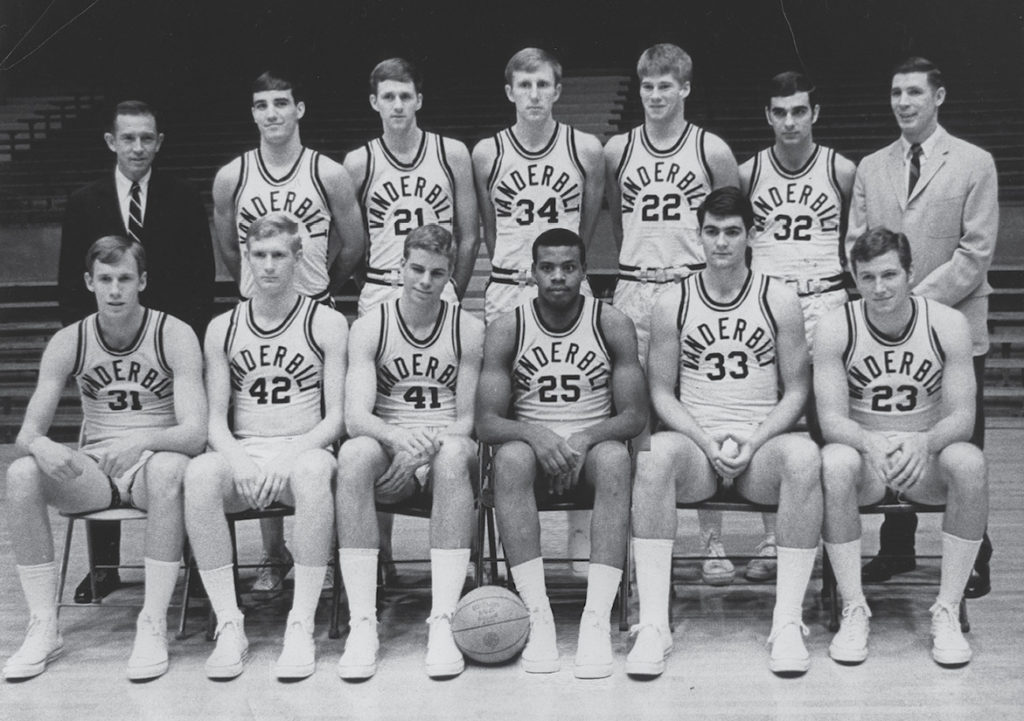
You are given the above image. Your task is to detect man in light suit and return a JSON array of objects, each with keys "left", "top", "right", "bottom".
[
  {"left": 57, "top": 100, "right": 215, "bottom": 603},
  {"left": 846, "top": 57, "right": 998, "bottom": 597}
]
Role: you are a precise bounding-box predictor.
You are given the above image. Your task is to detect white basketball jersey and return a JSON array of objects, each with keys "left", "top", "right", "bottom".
[
  {"left": 233, "top": 147, "right": 333, "bottom": 299},
  {"left": 373, "top": 299, "right": 462, "bottom": 429},
  {"left": 486, "top": 123, "right": 585, "bottom": 271},
  {"left": 844, "top": 297, "right": 944, "bottom": 432},
  {"left": 615, "top": 124, "right": 715, "bottom": 269},
  {"left": 747, "top": 145, "right": 844, "bottom": 278},
  {"left": 511, "top": 297, "right": 612, "bottom": 437},
  {"left": 675, "top": 272, "right": 779, "bottom": 432},
  {"left": 358, "top": 132, "right": 456, "bottom": 272},
  {"left": 224, "top": 295, "right": 325, "bottom": 438},
  {"left": 73, "top": 310, "right": 176, "bottom": 451}
]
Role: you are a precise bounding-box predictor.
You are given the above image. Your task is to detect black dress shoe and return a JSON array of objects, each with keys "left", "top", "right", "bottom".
[
  {"left": 861, "top": 554, "right": 916, "bottom": 583},
  {"left": 964, "top": 562, "right": 991, "bottom": 599},
  {"left": 74, "top": 569, "right": 122, "bottom": 603}
]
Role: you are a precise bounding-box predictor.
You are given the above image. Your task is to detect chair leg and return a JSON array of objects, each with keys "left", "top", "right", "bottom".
[
  {"left": 485, "top": 506, "right": 500, "bottom": 584},
  {"left": 176, "top": 541, "right": 193, "bottom": 640},
  {"left": 959, "top": 598, "right": 970, "bottom": 634},
  {"left": 84, "top": 520, "right": 100, "bottom": 605},
  {"left": 822, "top": 548, "right": 840, "bottom": 632},
  {"left": 474, "top": 501, "right": 485, "bottom": 588},
  {"left": 329, "top": 553, "right": 342, "bottom": 639},
  {"left": 618, "top": 541, "right": 631, "bottom": 631},
  {"left": 55, "top": 517, "right": 76, "bottom": 617}
]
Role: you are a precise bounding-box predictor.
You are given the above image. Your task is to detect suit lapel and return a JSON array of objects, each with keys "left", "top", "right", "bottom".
[
  {"left": 884, "top": 142, "right": 907, "bottom": 211},
  {"left": 908, "top": 135, "right": 948, "bottom": 204}
]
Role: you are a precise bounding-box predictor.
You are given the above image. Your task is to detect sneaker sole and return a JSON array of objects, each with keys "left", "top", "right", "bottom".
[
  {"left": 625, "top": 658, "right": 666, "bottom": 677},
  {"left": 521, "top": 657, "right": 560, "bottom": 674},
  {"left": 275, "top": 661, "right": 316, "bottom": 680},
  {"left": 127, "top": 658, "right": 169, "bottom": 681},
  {"left": 828, "top": 645, "right": 868, "bottom": 665},
  {"left": 573, "top": 661, "right": 613, "bottom": 679},
  {"left": 2, "top": 644, "right": 65, "bottom": 681},
  {"left": 768, "top": 656, "right": 811, "bottom": 676},
  {"left": 425, "top": 658, "right": 465, "bottom": 679},
  {"left": 932, "top": 648, "right": 971, "bottom": 666},
  {"left": 206, "top": 649, "right": 248, "bottom": 680},
  {"left": 702, "top": 571, "right": 736, "bottom": 586},
  {"left": 337, "top": 662, "right": 377, "bottom": 680},
  {"left": 744, "top": 565, "right": 777, "bottom": 582}
]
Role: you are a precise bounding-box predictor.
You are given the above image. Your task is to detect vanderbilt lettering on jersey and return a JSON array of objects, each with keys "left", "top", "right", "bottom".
[
  {"left": 747, "top": 145, "right": 844, "bottom": 278},
  {"left": 615, "top": 125, "right": 714, "bottom": 269},
  {"left": 73, "top": 309, "right": 176, "bottom": 450},
  {"left": 360, "top": 132, "right": 456, "bottom": 271},
  {"left": 374, "top": 300, "right": 462, "bottom": 429},
  {"left": 511, "top": 297, "right": 611, "bottom": 436},
  {"left": 233, "top": 147, "right": 333, "bottom": 298},
  {"left": 486, "top": 123, "right": 585, "bottom": 270},
  {"left": 224, "top": 295, "right": 325, "bottom": 438},
  {"left": 843, "top": 297, "right": 945, "bottom": 432},
  {"left": 676, "top": 272, "right": 779, "bottom": 431}
]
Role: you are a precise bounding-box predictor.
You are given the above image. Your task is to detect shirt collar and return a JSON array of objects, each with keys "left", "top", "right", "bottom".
[
  {"left": 900, "top": 124, "right": 945, "bottom": 161},
  {"left": 114, "top": 167, "right": 152, "bottom": 197}
]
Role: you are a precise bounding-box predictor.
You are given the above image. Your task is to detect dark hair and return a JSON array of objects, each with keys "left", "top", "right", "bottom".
[
  {"left": 251, "top": 71, "right": 303, "bottom": 103},
  {"left": 370, "top": 57, "right": 422, "bottom": 94},
  {"left": 850, "top": 227, "right": 912, "bottom": 273},
  {"left": 109, "top": 100, "right": 158, "bottom": 134},
  {"left": 766, "top": 71, "right": 817, "bottom": 107},
  {"left": 86, "top": 235, "right": 146, "bottom": 275},
  {"left": 637, "top": 43, "right": 693, "bottom": 84},
  {"left": 892, "top": 56, "right": 944, "bottom": 90},
  {"left": 404, "top": 223, "right": 454, "bottom": 266},
  {"left": 505, "top": 47, "right": 562, "bottom": 85},
  {"left": 697, "top": 187, "right": 754, "bottom": 231},
  {"left": 531, "top": 228, "right": 585, "bottom": 266}
]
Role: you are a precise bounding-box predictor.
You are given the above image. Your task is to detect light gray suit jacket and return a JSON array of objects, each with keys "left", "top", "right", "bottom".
[{"left": 847, "top": 127, "right": 999, "bottom": 355}]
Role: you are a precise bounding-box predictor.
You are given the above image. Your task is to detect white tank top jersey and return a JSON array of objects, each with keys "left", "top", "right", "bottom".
[
  {"left": 223, "top": 295, "right": 325, "bottom": 438},
  {"left": 747, "top": 145, "right": 844, "bottom": 279},
  {"left": 373, "top": 299, "right": 463, "bottom": 429},
  {"left": 232, "top": 147, "right": 333, "bottom": 299},
  {"left": 485, "top": 123, "right": 585, "bottom": 271},
  {"left": 73, "top": 309, "right": 177, "bottom": 451},
  {"left": 511, "top": 297, "right": 612, "bottom": 437},
  {"left": 675, "top": 272, "right": 779, "bottom": 431},
  {"left": 614, "top": 124, "right": 715, "bottom": 269},
  {"left": 357, "top": 131, "right": 456, "bottom": 272},
  {"left": 843, "top": 297, "right": 945, "bottom": 433}
]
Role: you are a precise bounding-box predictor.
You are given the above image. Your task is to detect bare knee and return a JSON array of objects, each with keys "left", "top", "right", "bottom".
[
  {"left": 494, "top": 441, "right": 536, "bottom": 493},
  {"left": 184, "top": 454, "right": 230, "bottom": 507},
  {"left": 144, "top": 453, "right": 188, "bottom": 504},
  {"left": 940, "top": 444, "right": 987, "bottom": 497},
  {"left": 780, "top": 437, "right": 821, "bottom": 490},
  {"left": 291, "top": 450, "right": 334, "bottom": 498},
  {"left": 587, "top": 441, "right": 630, "bottom": 493},
  {"left": 821, "top": 444, "right": 861, "bottom": 494},
  {"left": 6, "top": 456, "right": 45, "bottom": 506}
]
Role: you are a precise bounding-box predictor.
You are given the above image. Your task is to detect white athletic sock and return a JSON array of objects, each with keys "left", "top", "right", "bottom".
[
  {"left": 430, "top": 548, "right": 471, "bottom": 618},
  {"left": 17, "top": 562, "right": 58, "bottom": 620},
  {"left": 141, "top": 557, "right": 180, "bottom": 621},
  {"left": 772, "top": 546, "right": 817, "bottom": 626},
  {"left": 199, "top": 564, "right": 241, "bottom": 624},
  {"left": 291, "top": 563, "right": 327, "bottom": 628},
  {"left": 633, "top": 538, "right": 674, "bottom": 628},
  {"left": 339, "top": 548, "right": 378, "bottom": 621},
  {"left": 509, "top": 557, "right": 550, "bottom": 613},
  {"left": 582, "top": 563, "right": 622, "bottom": 620},
  {"left": 937, "top": 532, "right": 983, "bottom": 607},
  {"left": 823, "top": 539, "right": 866, "bottom": 607}
]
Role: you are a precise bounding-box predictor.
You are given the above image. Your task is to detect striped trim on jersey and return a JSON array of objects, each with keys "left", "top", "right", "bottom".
[
  {"left": 486, "top": 123, "right": 586, "bottom": 193},
  {"left": 374, "top": 300, "right": 463, "bottom": 365},
  {"left": 234, "top": 147, "right": 329, "bottom": 208},
  {"left": 615, "top": 123, "right": 704, "bottom": 180},
  {"left": 748, "top": 145, "right": 842, "bottom": 211},
  {"left": 514, "top": 297, "right": 609, "bottom": 363},
  {"left": 358, "top": 132, "right": 457, "bottom": 208},
  {"left": 224, "top": 295, "right": 324, "bottom": 362},
  {"left": 71, "top": 309, "right": 169, "bottom": 376}
]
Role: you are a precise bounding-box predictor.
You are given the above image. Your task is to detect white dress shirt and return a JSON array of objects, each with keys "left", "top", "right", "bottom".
[
  {"left": 114, "top": 167, "right": 151, "bottom": 230},
  {"left": 900, "top": 125, "right": 944, "bottom": 198}
]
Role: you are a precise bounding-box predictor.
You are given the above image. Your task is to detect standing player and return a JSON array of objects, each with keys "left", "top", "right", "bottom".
[
  {"left": 345, "top": 58, "right": 479, "bottom": 316},
  {"left": 739, "top": 71, "right": 857, "bottom": 580},
  {"left": 604, "top": 43, "right": 740, "bottom": 586},
  {"left": 473, "top": 47, "right": 605, "bottom": 323},
  {"left": 816, "top": 228, "right": 987, "bottom": 666},
  {"left": 184, "top": 213, "right": 347, "bottom": 680},
  {"left": 4, "top": 237, "right": 206, "bottom": 681},
  {"left": 212, "top": 71, "right": 364, "bottom": 591},
  {"left": 476, "top": 229, "right": 647, "bottom": 679},
  {"left": 335, "top": 225, "right": 483, "bottom": 680},
  {"left": 630, "top": 188, "right": 822, "bottom": 677}
]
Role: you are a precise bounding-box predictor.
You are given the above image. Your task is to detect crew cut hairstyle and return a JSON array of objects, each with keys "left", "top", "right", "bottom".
[
  {"left": 766, "top": 71, "right": 817, "bottom": 106},
  {"left": 404, "top": 223, "right": 455, "bottom": 266},
  {"left": 532, "top": 227, "right": 586, "bottom": 266},
  {"left": 109, "top": 100, "right": 159, "bottom": 134},
  {"left": 697, "top": 186, "right": 755, "bottom": 231},
  {"left": 891, "top": 56, "right": 944, "bottom": 90},
  {"left": 86, "top": 235, "right": 147, "bottom": 275},
  {"left": 505, "top": 47, "right": 562, "bottom": 85},
  {"left": 637, "top": 43, "right": 693, "bottom": 84},
  {"left": 849, "top": 227, "right": 913, "bottom": 273},
  {"left": 370, "top": 57, "right": 422, "bottom": 94}
]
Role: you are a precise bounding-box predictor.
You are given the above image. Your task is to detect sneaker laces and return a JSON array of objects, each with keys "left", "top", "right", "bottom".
[
  {"left": 767, "top": 619, "right": 809, "bottom": 645},
  {"left": 754, "top": 535, "right": 777, "bottom": 556},
  {"left": 929, "top": 601, "right": 960, "bottom": 631}
]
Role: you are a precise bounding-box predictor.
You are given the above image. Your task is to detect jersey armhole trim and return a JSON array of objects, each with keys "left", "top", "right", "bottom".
[
  {"left": 374, "top": 304, "right": 389, "bottom": 365},
  {"left": 72, "top": 319, "right": 87, "bottom": 376},
  {"left": 304, "top": 299, "right": 325, "bottom": 363},
  {"left": 592, "top": 299, "right": 610, "bottom": 360},
  {"left": 231, "top": 153, "right": 248, "bottom": 210},
  {"left": 759, "top": 277, "right": 779, "bottom": 338},
  {"left": 696, "top": 129, "right": 713, "bottom": 187},
  {"left": 841, "top": 303, "right": 857, "bottom": 368},
  {"left": 614, "top": 131, "right": 635, "bottom": 184},
  {"left": 486, "top": 135, "right": 503, "bottom": 192},
  {"left": 310, "top": 151, "right": 331, "bottom": 212},
  {"left": 437, "top": 135, "right": 457, "bottom": 190},
  {"left": 154, "top": 312, "right": 172, "bottom": 376},
  {"left": 567, "top": 126, "right": 586, "bottom": 181}
]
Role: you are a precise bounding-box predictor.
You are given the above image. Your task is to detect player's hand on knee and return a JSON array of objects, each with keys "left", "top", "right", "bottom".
[
  {"left": 388, "top": 427, "right": 440, "bottom": 459},
  {"left": 255, "top": 454, "right": 292, "bottom": 508},
  {"left": 863, "top": 432, "right": 898, "bottom": 484},
  {"left": 528, "top": 428, "right": 580, "bottom": 479},
  {"left": 32, "top": 440, "right": 84, "bottom": 483},
  {"left": 96, "top": 434, "right": 147, "bottom": 479},
  {"left": 886, "top": 433, "right": 928, "bottom": 491},
  {"left": 228, "top": 457, "right": 262, "bottom": 509},
  {"left": 377, "top": 451, "right": 426, "bottom": 496}
]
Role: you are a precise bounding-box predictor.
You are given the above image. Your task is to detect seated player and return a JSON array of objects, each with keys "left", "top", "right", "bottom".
[
  {"left": 476, "top": 228, "right": 647, "bottom": 679},
  {"left": 4, "top": 236, "right": 205, "bottom": 681},
  {"left": 631, "top": 188, "right": 822, "bottom": 677},
  {"left": 335, "top": 224, "right": 484, "bottom": 680},
  {"left": 816, "top": 228, "right": 987, "bottom": 667},
  {"left": 184, "top": 213, "right": 347, "bottom": 681}
]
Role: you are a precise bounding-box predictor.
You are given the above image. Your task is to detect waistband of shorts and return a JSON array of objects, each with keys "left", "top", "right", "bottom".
[
  {"left": 366, "top": 266, "right": 403, "bottom": 286},
  {"left": 779, "top": 272, "right": 845, "bottom": 297},
  {"left": 617, "top": 263, "right": 705, "bottom": 283},
  {"left": 489, "top": 265, "right": 535, "bottom": 286}
]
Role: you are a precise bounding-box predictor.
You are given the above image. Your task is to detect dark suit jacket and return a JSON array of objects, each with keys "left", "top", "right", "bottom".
[{"left": 58, "top": 168, "right": 215, "bottom": 337}]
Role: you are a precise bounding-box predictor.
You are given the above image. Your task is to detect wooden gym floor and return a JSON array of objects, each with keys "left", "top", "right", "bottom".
[{"left": 1, "top": 431, "right": 1021, "bottom": 720}]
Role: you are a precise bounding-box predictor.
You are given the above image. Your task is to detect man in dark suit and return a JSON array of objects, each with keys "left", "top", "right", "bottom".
[
  {"left": 846, "top": 58, "right": 998, "bottom": 597},
  {"left": 58, "top": 100, "right": 215, "bottom": 602}
]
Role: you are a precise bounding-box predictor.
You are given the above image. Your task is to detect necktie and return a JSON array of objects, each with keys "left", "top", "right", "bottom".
[
  {"left": 128, "top": 181, "right": 144, "bottom": 243},
  {"left": 908, "top": 143, "right": 922, "bottom": 197}
]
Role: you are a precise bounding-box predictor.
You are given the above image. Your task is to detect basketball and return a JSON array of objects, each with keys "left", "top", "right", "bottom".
[{"left": 451, "top": 586, "right": 530, "bottom": 664}]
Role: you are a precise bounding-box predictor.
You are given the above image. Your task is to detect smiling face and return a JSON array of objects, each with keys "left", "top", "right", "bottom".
[
  {"left": 85, "top": 254, "right": 147, "bottom": 317},
  {"left": 640, "top": 73, "right": 690, "bottom": 124},
  {"left": 104, "top": 113, "right": 163, "bottom": 182},
  {"left": 401, "top": 248, "right": 451, "bottom": 304},
  {"left": 251, "top": 89, "right": 305, "bottom": 144},
  {"left": 699, "top": 213, "right": 752, "bottom": 271},
  {"left": 506, "top": 64, "right": 561, "bottom": 123},
  {"left": 371, "top": 79, "right": 422, "bottom": 133},
  {"left": 854, "top": 249, "right": 914, "bottom": 318},
  {"left": 767, "top": 91, "right": 818, "bottom": 147},
  {"left": 890, "top": 71, "right": 944, "bottom": 143}
]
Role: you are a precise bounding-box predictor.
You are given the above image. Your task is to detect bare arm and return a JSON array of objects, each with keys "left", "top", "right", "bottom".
[
  {"left": 212, "top": 160, "right": 242, "bottom": 286},
  {"left": 472, "top": 139, "right": 498, "bottom": 260},
  {"left": 444, "top": 312, "right": 484, "bottom": 439},
  {"left": 576, "top": 131, "right": 606, "bottom": 249},
  {"left": 284, "top": 307, "right": 347, "bottom": 453},
  {"left": 924, "top": 306, "right": 976, "bottom": 449},
  {"left": 704, "top": 132, "right": 740, "bottom": 189},
  {"left": 738, "top": 157, "right": 755, "bottom": 196},
  {"left": 446, "top": 139, "right": 481, "bottom": 298},
  {"left": 834, "top": 153, "right": 857, "bottom": 270},
  {"left": 204, "top": 312, "right": 248, "bottom": 459},
  {"left": 16, "top": 327, "right": 78, "bottom": 464},
  {"left": 322, "top": 156, "right": 367, "bottom": 291},
  {"left": 603, "top": 134, "right": 627, "bottom": 254},
  {"left": 844, "top": 167, "right": 868, "bottom": 271}
]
